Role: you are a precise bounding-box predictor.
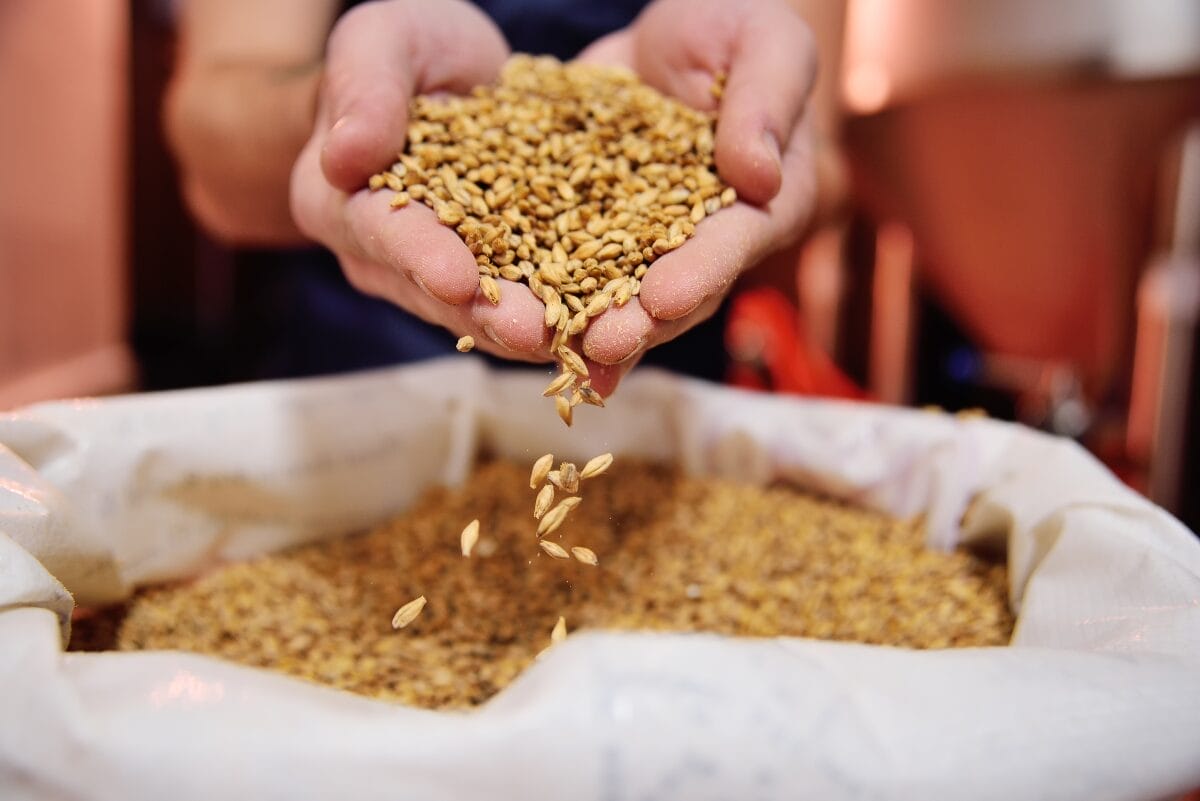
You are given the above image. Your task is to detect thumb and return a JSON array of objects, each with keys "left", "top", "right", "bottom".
[
  {"left": 712, "top": 2, "right": 815, "bottom": 205},
  {"left": 318, "top": 0, "right": 509, "bottom": 192},
  {"left": 630, "top": 0, "right": 815, "bottom": 206}
]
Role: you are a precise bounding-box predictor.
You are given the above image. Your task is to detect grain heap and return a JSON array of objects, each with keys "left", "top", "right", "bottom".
[
  {"left": 367, "top": 55, "right": 735, "bottom": 425},
  {"left": 107, "top": 459, "right": 1014, "bottom": 710}
]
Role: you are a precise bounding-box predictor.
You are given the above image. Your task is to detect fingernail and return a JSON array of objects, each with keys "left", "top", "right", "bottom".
[
  {"left": 483, "top": 323, "right": 518, "bottom": 352},
  {"left": 330, "top": 114, "right": 352, "bottom": 137},
  {"left": 762, "top": 130, "right": 783, "bottom": 177},
  {"left": 412, "top": 273, "right": 438, "bottom": 301},
  {"left": 618, "top": 337, "right": 648, "bottom": 364},
  {"left": 320, "top": 115, "right": 360, "bottom": 188}
]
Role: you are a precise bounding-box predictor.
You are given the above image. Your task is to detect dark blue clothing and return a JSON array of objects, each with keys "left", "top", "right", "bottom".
[
  {"left": 247, "top": 0, "right": 727, "bottom": 384},
  {"left": 474, "top": 0, "right": 649, "bottom": 59}
]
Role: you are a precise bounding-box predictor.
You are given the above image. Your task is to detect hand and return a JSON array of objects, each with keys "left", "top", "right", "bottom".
[
  {"left": 574, "top": 0, "right": 819, "bottom": 384},
  {"left": 290, "top": 0, "right": 554, "bottom": 365}
]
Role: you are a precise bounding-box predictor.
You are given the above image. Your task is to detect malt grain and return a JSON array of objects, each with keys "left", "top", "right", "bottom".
[{"left": 105, "top": 460, "right": 1013, "bottom": 710}]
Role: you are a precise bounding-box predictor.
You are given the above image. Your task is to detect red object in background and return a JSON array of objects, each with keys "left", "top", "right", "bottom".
[{"left": 726, "top": 287, "right": 867, "bottom": 401}]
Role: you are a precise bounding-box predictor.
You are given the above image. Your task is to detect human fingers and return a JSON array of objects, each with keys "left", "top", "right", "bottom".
[
  {"left": 639, "top": 109, "right": 817, "bottom": 321},
  {"left": 339, "top": 190, "right": 550, "bottom": 355},
  {"left": 630, "top": 0, "right": 816, "bottom": 205},
  {"left": 580, "top": 291, "right": 725, "bottom": 367},
  {"left": 318, "top": 0, "right": 509, "bottom": 192},
  {"left": 573, "top": 28, "right": 635, "bottom": 66}
]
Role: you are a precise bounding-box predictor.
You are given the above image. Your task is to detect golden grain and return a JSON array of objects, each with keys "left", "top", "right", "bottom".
[
  {"left": 584, "top": 292, "right": 612, "bottom": 318},
  {"left": 555, "top": 394, "right": 573, "bottom": 427},
  {"left": 478, "top": 275, "right": 501, "bottom": 305},
  {"left": 364, "top": 56, "right": 737, "bottom": 419},
  {"left": 391, "top": 595, "right": 427, "bottom": 629},
  {"left": 580, "top": 453, "right": 614, "bottom": 480},
  {"left": 536, "top": 503, "right": 570, "bottom": 537},
  {"left": 530, "top": 453, "right": 555, "bottom": 489},
  {"left": 533, "top": 484, "right": 555, "bottom": 520},
  {"left": 542, "top": 370, "right": 575, "bottom": 398},
  {"left": 557, "top": 346, "right": 588, "bottom": 378},
  {"left": 555, "top": 464, "right": 577, "bottom": 495},
  {"left": 460, "top": 519, "right": 480, "bottom": 557},
  {"left": 570, "top": 547, "right": 598, "bottom": 566},
  {"left": 104, "top": 460, "right": 1014, "bottom": 710},
  {"left": 543, "top": 294, "right": 562, "bottom": 328},
  {"left": 539, "top": 539, "right": 570, "bottom": 559}
]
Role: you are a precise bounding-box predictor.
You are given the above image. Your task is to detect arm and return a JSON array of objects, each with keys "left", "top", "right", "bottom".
[{"left": 165, "top": 0, "right": 339, "bottom": 245}]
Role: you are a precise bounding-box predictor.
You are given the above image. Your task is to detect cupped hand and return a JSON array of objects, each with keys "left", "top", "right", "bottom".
[
  {"left": 574, "top": 0, "right": 819, "bottom": 386},
  {"left": 290, "top": 0, "right": 552, "bottom": 364}
]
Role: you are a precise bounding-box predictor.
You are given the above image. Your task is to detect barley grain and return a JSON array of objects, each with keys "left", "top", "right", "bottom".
[
  {"left": 539, "top": 539, "right": 570, "bottom": 559},
  {"left": 576, "top": 383, "right": 605, "bottom": 407},
  {"left": 542, "top": 370, "right": 575, "bottom": 397},
  {"left": 460, "top": 520, "right": 480, "bottom": 557},
  {"left": 478, "top": 275, "right": 501, "bottom": 305},
  {"left": 365, "top": 56, "right": 738, "bottom": 420},
  {"left": 559, "top": 462, "right": 580, "bottom": 494},
  {"left": 537, "top": 503, "right": 570, "bottom": 537},
  {"left": 571, "top": 547, "right": 598, "bottom": 566},
  {"left": 557, "top": 346, "right": 588, "bottom": 378},
  {"left": 555, "top": 394, "right": 572, "bottom": 427},
  {"left": 528, "top": 455, "right": 554, "bottom": 490},
  {"left": 580, "top": 452, "right": 614, "bottom": 480},
  {"left": 391, "top": 596, "right": 427, "bottom": 629},
  {"left": 105, "top": 460, "right": 1014, "bottom": 710},
  {"left": 533, "top": 484, "right": 555, "bottom": 519}
]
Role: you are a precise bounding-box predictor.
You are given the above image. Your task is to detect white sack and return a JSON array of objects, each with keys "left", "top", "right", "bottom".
[{"left": 1, "top": 359, "right": 1198, "bottom": 800}]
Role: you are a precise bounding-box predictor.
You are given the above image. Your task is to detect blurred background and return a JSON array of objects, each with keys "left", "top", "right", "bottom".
[{"left": 1, "top": 0, "right": 1197, "bottom": 529}]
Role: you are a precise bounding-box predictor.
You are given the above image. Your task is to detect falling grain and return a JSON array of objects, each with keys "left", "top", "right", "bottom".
[
  {"left": 391, "top": 596, "right": 427, "bottom": 630},
  {"left": 533, "top": 484, "right": 555, "bottom": 520},
  {"left": 530, "top": 453, "right": 554, "bottom": 489},
  {"left": 555, "top": 394, "right": 573, "bottom": 427},
  {"left": 542, "top": 371, "right": 575, "bottom": 397},
  {"left": 460, "top": 520, "right": 480, "bottom": 557},
  {"left": 558, "top": 346, "right": 588, "bottom": 378},
  {"left": 570, "top": 547, "right": 598, "bottom": 566},
  {"left": 539, "top": 540, "right": 570, "bottom": 559},
  {"left": 537, "top": 503, "right": 570, "bottom": 538},
  {"left": 580, "top": 453, "right": 614, "bottom": 480}
]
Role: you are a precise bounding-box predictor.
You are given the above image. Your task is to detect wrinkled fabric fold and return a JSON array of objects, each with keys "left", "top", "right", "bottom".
[{"left": 1, "top": 358, "right": 1198, "bottom": 800}]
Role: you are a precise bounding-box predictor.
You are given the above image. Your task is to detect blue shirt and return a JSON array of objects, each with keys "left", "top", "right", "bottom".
[{"left": 474, "top": 0, "right": 649, "bottom": 59}]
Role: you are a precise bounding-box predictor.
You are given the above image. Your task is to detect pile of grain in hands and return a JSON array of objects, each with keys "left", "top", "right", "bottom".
[{"left": 368, "top": 54, "right": 735, "bottom": 426}]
